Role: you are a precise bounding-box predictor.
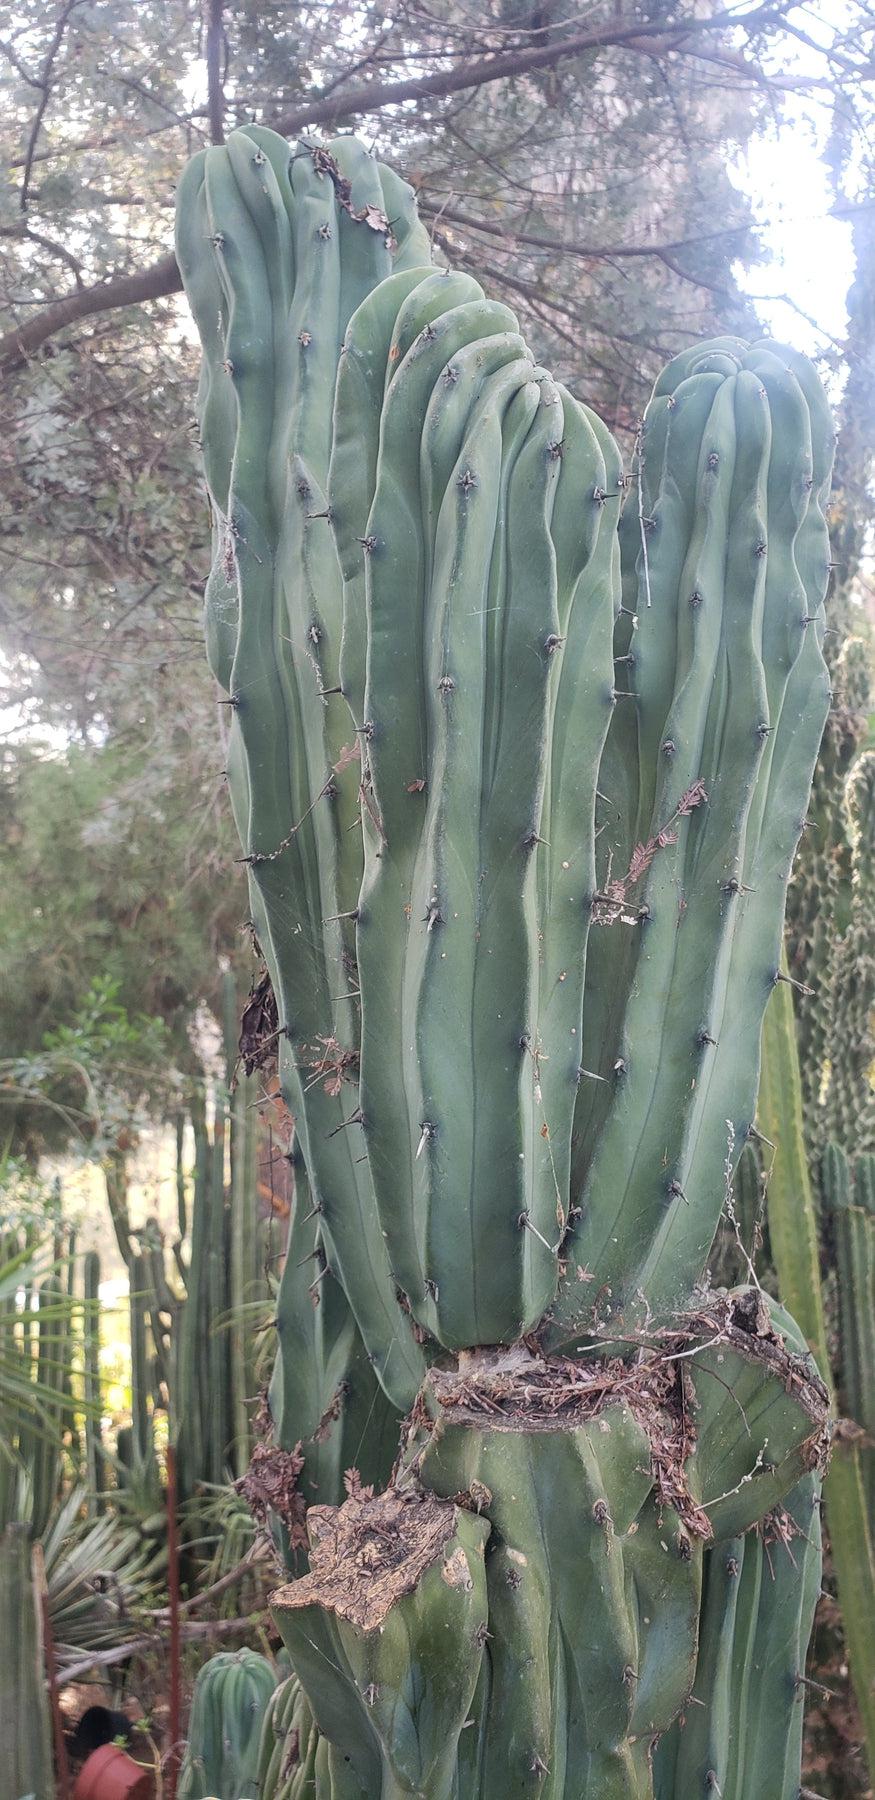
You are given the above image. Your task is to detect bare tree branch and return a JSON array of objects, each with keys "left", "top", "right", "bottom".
[
  {"left": 19, "top": 0, "right": 82, "bottom": 213},
  {"left": 0, "top": 254, "right": 181, "bottom": 375},
  {"left": 0, "top": 3, "right": 864, "bottom": 376},
  {"left": 421, "top": 200, "right": 756, "bottom": 266}
]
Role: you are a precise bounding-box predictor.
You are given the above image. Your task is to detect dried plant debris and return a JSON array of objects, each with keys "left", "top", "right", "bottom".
[{"left": 272, "top": 1485, "right": 463, "bottom": 1631}]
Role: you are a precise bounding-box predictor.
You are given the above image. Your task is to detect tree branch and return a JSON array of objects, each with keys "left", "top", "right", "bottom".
[
  {"left": 0, "top": 3, "right": 854, "bottom": 375},
  {"left": 20, "top": 0, "right": 82, "bottom": 213},
  {"left": 266, "top": 7, "right": 775, "bottom": 140},
  {"left": 421, "top": 200, "right": 756, "bottom": 265},
  {"left": 0, "top": 254, "right": 181, "bottom": 375}
]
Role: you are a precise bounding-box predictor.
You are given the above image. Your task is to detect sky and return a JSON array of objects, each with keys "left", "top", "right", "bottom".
[
  {"left": 730, "top": 7, "right": 858, "bottom": 372},
  {"left": 735, "top": 116, "right": 854, "bottom": 356}
]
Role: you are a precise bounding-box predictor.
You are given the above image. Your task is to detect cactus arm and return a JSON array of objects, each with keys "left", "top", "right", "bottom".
[
  {"left": 341, "top": 283, "right": 621, "bottom": 1348},
  {"left": 552, "top": 344, "right": 832, "bottom": 1340},
  {"left": 273, "top": 1496, "right": 490, "bottom": 1798},
  {"left": 177, "top": 132, "right": 426, "bottom": 1407},
  {"left": 758, "top": 970, "right": 831, "bottom": 1374},
  {"left": 643, "top": 348, "right": 829, "bottom": 1294},
  {"left": 555, "top": 370, "right": 768, "bottom": 1330},
  {"left": 654, "top": 1474, "right": 822, "bottom": 1800},
  {"left": 269, "top": 1149, "right": 403, "bottom": 1548},
  {"left": 351, "top": 302, "right": 537, "bottom": 1333},
  {"left": 534, "top": 393, "right": 621, "bottom": 1270},
  {"left": 823, "top": 1146, "right": 875, "bottom": 1517}
]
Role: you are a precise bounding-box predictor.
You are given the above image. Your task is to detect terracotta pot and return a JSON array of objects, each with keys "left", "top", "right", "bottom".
[{"left": 73, "top": 1743, "right": 153, "bottom": 1800}]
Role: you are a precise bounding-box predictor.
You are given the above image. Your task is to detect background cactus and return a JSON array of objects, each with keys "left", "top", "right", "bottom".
[
  {"left": 784, "top": 636, "right": 872, "bottom": 1147},
  {"left": 178, "top": 132, "right": 839, "bottom": 1798},
  {"left": 823, "top": 1144, "right": 875, "bottom": 1514},
  {"left": 0, "top": 1522, "right": 53, "bottom": 1800},
  {"left": 758, "top": 967, "right": 875, "bottom": 1773},
  {"left": 178, "top": 1646, "right": 280, "bottom": 1799},
  {"left": 821, "top": 750, "right": 875, "bottom": 1152},
  {"left": 256, "top": 1672, "right": 320, "bottom": 1800}
]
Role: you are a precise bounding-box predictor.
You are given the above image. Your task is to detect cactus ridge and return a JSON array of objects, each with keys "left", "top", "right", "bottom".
[
  {"left": 175, "top": 127, "right": 429, "bottom": 1407},
  {"left": 552, "top": 341, "right": 833, "bottom": 1341}
]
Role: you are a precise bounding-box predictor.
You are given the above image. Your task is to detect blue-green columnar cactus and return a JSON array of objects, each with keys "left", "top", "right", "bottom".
[
  {"left": 177, "top": 132, "right": 836, "bottom": 1798},
  {"left": 178, "top": 1647, "right": 279, "bottom": 1799},
  {"left": 175, "top": 127, "right": 430, "bottom": 1412},
  {"left": 653, "top": 1473, "right": 823, "bottom": 1800},
  {"left": 554, "top": 339, "right": 833, "bottom": 1341},
  {"left": 823, "top": 1143, "right": 875, "bottom": 1513}
]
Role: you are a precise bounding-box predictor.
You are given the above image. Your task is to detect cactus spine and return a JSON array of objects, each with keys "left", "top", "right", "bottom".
[{"left": 178, "top": 132, "right": 838, "bottom": 1799}]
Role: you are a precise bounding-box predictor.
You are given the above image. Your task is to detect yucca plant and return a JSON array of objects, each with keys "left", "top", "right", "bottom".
[{"left": 177, "top": 129, "right": 836, "bottom": 1799}]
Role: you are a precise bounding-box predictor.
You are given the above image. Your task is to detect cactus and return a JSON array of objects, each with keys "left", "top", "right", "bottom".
[
  {"left": 20, "top": 1274, "right": 76, "bottom": 1539},
  {"left": 177, "top": 134, "right": 838, "bottom": 1799},
  {"left": 554, "top": 338, "right": 833, "bottom": 1340},
  {"left": 256, "top": 1673, "right": 319, "bottom": 1800},
  {"left": 822, "top": 749, "right": 875, "bottom": 1151},
  {"left": 0, "top": 1523, "right": 53, "bottom": 1800},
  {"left": 265, "top": 1149, "right": 403, "bottom": 1565},
  {"left": 823, "top": 1144, "right": 875, "bottom": 1512},
  {"left": 82, "top": 1249, "right": 107, "bottom": 1510},
  {"left": 653, "top": 1473, "right": 823, "bottom": 1800},
  {"left": 784, "top": 634, "right": 872, "bottom": 1141},
  {"left": 274, "top": 1292, "right": 827, "bottom": 1798},
  {"left": 178, "top": 1647, "right": 280, "bottom": 1799},
  {"left": 759, "top": 961, "right": 875, "bottom": 1774},
  {"left": 175, "top": 126, "right": 430, "bottom": 1412},
  {"left": 275, "top": 1494, "right": 490, "bottom": 1797},
  {"left": 337, "top": 271, "right": 622, "bottom": 1349}
]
